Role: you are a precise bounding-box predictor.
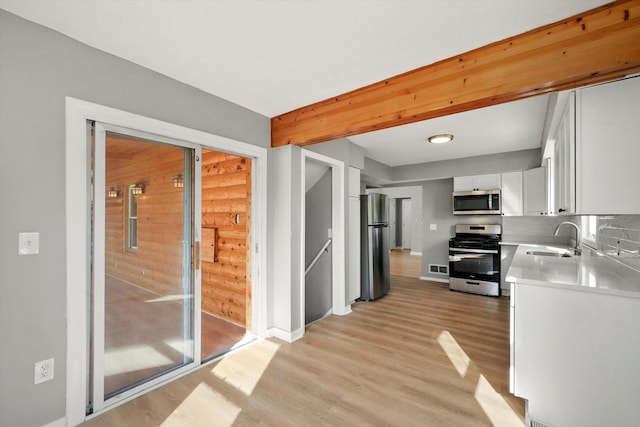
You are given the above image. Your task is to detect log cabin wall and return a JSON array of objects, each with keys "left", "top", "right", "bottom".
[
  {"left": 201, "top": 149, "right": 251, "bottom": 328},
  {"left": 105, "top": 135, "right": 186, "bottom": 296}
]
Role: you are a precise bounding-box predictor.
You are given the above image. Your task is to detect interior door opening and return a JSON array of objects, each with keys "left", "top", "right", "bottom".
[{"left": 304, "top": 158, "right": 333, "bottom": 325}]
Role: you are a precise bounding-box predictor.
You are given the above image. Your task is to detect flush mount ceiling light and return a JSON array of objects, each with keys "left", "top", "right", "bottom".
[{"left": 428, "top": 134, "right": 454, "bottom": 144}]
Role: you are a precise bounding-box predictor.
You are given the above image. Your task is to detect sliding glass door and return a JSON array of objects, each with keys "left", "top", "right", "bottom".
[{"left": 90, "top": 122, "right": 201, "bottom": 412}]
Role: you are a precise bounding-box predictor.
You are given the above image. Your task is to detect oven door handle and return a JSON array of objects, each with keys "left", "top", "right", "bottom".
[{"left": 449, "top": 248, "right": 498, "bottom": 254}]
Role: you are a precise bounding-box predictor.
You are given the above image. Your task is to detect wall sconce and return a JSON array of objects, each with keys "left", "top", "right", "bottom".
[
  {"left": 131, "top": 184, "right": 144, "bottom": 195},
  {"left": 173, "top": 174, "right": 184, "bottom": 188},
  {"left": 107, "top": 187, "right": 119, "bottom": 198}
]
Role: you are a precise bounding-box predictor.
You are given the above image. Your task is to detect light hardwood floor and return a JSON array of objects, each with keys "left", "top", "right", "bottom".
[
  {"left": 390, "top": 249, "right": 422, "bottom": 279},
  {"left": 84, "top": 277, "right": 524, "bottom": 426}
]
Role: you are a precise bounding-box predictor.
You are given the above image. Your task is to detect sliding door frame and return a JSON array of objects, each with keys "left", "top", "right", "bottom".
[
  {"left": 65, "top": 98, "right": 268, "bottom": 426},
  {"left": 91, "top": 122, "right": 202, "bottom": 413}
]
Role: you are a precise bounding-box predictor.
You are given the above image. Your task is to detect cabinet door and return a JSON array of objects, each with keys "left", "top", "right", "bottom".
[
  {"left": 474, "top": 173, "right": 501, "bottom": 190},
  {"left": 577, "top": 76, "right": 640, "bottom": 214},
  {"left": 454, "top": 173, "right": 501, "bottom": 191},
  {"left": 523, "top": 167, "right": 548, "bottom": 216},
  {"left": 501, "top": 171, "right": 523, "bottom": 216},
  {"left": 453, "top": 175, "right": 475, "bottom": 192},
  {"left": 553, "top": 93, "right": 576, "bottom": 215}
]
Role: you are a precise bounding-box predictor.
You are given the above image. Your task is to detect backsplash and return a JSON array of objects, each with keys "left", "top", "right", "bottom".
[
  {"left": 501, "top": 215, "right": 580, "bottom": 246},
  {"left": 503, "top": 215, "right": 640, "bottom": 273},
  {"left": 593, "top": 216, "right": 640, "bottom": 272}
]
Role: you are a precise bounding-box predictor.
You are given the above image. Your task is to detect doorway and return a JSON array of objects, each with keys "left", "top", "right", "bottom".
[
  {"left": 304, "top": 159, "right": 333, "bottom": 324},
  {"left": 300, "top": 149, "right": 346, "bottom": 334},
  {"left": 401, "top": 198, "right": 412, "bottom": 249}
]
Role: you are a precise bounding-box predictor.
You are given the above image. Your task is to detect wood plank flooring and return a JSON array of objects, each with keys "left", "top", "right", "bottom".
[
  {"left": 390, "top": 249, "right": 422, "bottom": 279},
  {"left": 83, "top": 277, "right": 524, "bottom": 426},
  {"left": 102, "top": 277, "right": 246, "bottom": 395}
]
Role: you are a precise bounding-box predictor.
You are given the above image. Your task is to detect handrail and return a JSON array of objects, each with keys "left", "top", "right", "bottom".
[{"left": 305, "top": 238, "right": 332, "bottom": 275}]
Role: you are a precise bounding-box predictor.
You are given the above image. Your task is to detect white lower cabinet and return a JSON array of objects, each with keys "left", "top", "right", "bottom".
[{"left": 513, "top": 283, "right": 640, "bottom": 427}]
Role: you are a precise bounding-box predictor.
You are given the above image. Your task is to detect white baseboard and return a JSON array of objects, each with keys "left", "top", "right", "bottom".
[
  {"left": 43, "top": 417, "right": 66, "bottom": 427},
  {"left": 268, "top": 327, "right": 304, "bottom": 343},
  {"left": 333, "top": 304, "right": 352, "bottom": 316},
  {"left": 420, "top": 276, "right": 449, "bottom": 284},
  {"left": 410, "top": 251, "right": 422, "bottom": 256}
]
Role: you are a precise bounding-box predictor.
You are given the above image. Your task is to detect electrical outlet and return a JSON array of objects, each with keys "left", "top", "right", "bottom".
[{"left": 34, "top": 358, "right": 54, "bottom": 384}]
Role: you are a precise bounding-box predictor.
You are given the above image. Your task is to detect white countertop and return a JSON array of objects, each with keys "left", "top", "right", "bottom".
[{"left": 506, "top": 243, "right": 640, "bottom": 298}]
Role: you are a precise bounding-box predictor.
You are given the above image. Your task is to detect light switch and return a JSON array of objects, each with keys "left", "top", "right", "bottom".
[
  {"left": 430, "top": 224, "right": 437, "bottom": 231},
  {"left": 18, "top": 232, "right": 39, "bottom": 255}
]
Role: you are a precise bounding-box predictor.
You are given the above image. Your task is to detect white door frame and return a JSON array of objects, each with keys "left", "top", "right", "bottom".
[
  {"left": 300, "top": 149, "right": 348, "bottom": 335},
  {"left": 65, "top": 97, "right": 268, "bottom": 426},
  {"left": 402, "top": 198, "right": 413, "bottom": 249}
]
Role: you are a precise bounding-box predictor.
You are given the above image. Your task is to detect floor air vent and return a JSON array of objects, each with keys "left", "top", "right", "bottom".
[{"left": 428, "top": 264, "right": 448, "bottom": 275}]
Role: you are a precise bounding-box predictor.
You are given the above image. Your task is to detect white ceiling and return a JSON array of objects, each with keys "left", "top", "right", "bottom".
[{"left": 0, "top": 0, "right": 610, "bottom": 166}]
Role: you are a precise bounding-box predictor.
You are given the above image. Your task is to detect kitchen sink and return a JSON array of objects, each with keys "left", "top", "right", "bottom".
[{"left": 526, "top": 250, "right": 573, "bottom": 258}]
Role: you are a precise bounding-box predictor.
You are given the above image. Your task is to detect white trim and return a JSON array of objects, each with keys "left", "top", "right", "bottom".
[
  {"left": 409, "top": 251, "right": 422, "bottom": 256},
  {"left": 65, "top": 97, "right": 268, "bottom": 426},
  {"left": 267, "top": 327, "right": 305, "bottom": 343},
  {"left": 420, "top": 276, "right": 450, "bottom": 284},
  {"left": 300, "top": 149, "right": 347, "bottom": 333}
]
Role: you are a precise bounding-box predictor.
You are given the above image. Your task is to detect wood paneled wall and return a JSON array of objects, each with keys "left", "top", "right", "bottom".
[
  {"left": 105, "top": 136, "right": 185, "bottom": 296},
  {"left": 201, "top": 150, "right": 251, "bottom": 328},
  {"left": 104, "top": 136, "right": 251, "bottom": 328}
]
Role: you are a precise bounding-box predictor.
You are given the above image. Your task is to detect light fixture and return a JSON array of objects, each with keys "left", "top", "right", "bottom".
[
  {"left": 107, "top": 187, "right": 119, "bottom": 198},
  {"left": 131, "top": 184, "right": 144, "bottom": 195},
  {"left": 428, "top": 133, "right": 454, "bottom": 144},
  {"left": 173, "top": 174, "right": 184, "bottom": 188}
]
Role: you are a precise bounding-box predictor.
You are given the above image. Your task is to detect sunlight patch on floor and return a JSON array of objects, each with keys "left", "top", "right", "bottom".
[
  {"left": 105, "top": 345, "right": 174, "bottom": 376},
  {"left": 474, "top": 374, "right": 525, "bottom": 427},
  {"left": 437, "top": 330, "right": 471, "bottom": 377},
  {"left": 160, "top": 382, "right": 240, "bottom": 427},
  {"left": 210, "top": 339, "right": 280, "bottom": 395},
  {"left": 164, "top": 338, "right": 195, "bottom": 360},
  {"left": 146, "top": 294, "right": 193, "bottom": 303}
]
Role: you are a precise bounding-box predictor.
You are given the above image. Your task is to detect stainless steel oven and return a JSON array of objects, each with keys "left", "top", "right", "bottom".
[{"left": 449, "top": 224, "right": 501, "bottom": 296}]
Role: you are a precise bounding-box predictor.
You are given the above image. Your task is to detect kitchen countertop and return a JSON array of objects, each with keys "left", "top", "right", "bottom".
[{"left": 506, "top": 243, "right": 640, "bottom": 298}]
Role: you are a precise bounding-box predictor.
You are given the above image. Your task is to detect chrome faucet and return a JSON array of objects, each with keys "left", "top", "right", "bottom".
[{"left": 553, "top": 221, "right": 582, "bottom": 255}]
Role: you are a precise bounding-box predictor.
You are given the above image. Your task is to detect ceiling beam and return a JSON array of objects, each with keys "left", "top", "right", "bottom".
[{"left": 271, "top": 0, "right": 640, "bottom": 148}]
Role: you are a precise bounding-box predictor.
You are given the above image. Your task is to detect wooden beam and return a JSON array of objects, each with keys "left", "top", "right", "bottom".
[{"left": 271, "top": 0, "right": 640, "bottom": 148}]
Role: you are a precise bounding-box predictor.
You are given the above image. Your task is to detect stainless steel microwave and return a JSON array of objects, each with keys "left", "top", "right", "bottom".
[{"left": 452, "top": 190, "right": 501, "bottom": 215}]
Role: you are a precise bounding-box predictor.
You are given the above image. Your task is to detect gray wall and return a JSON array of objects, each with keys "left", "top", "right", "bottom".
[
  {"left": 305, "top": 168, "right": 332, "bottom": 324},
  {"left": 392, "top": 148, "right": 541, "bottom": 183},
  {"left": 419, "top": 179, "right": 458, "bottom": 280},
  {"left": 0, "top": 10, "right": 269, "bottom": 427}
]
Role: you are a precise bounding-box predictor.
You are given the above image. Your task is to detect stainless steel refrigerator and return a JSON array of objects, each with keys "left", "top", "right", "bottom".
[{"left": 360, "top": 193, "right": 391, "bottom": 301}]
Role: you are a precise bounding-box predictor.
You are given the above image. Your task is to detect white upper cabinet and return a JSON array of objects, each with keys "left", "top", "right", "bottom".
[
  {"left": 453, "top": 173, "right": 501, "bottom": 192},
  {"left": 552, "top": 92, "right": 576, "bottom": 215},
  {"left": 523, "top": 166, "right": 549, "bottom": 216},
  {"left": 576, "top": 76, "right": 640, "bottom": 214},
  {"left": 501, "top": 171, "right": 523, "bottom": 216}
]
